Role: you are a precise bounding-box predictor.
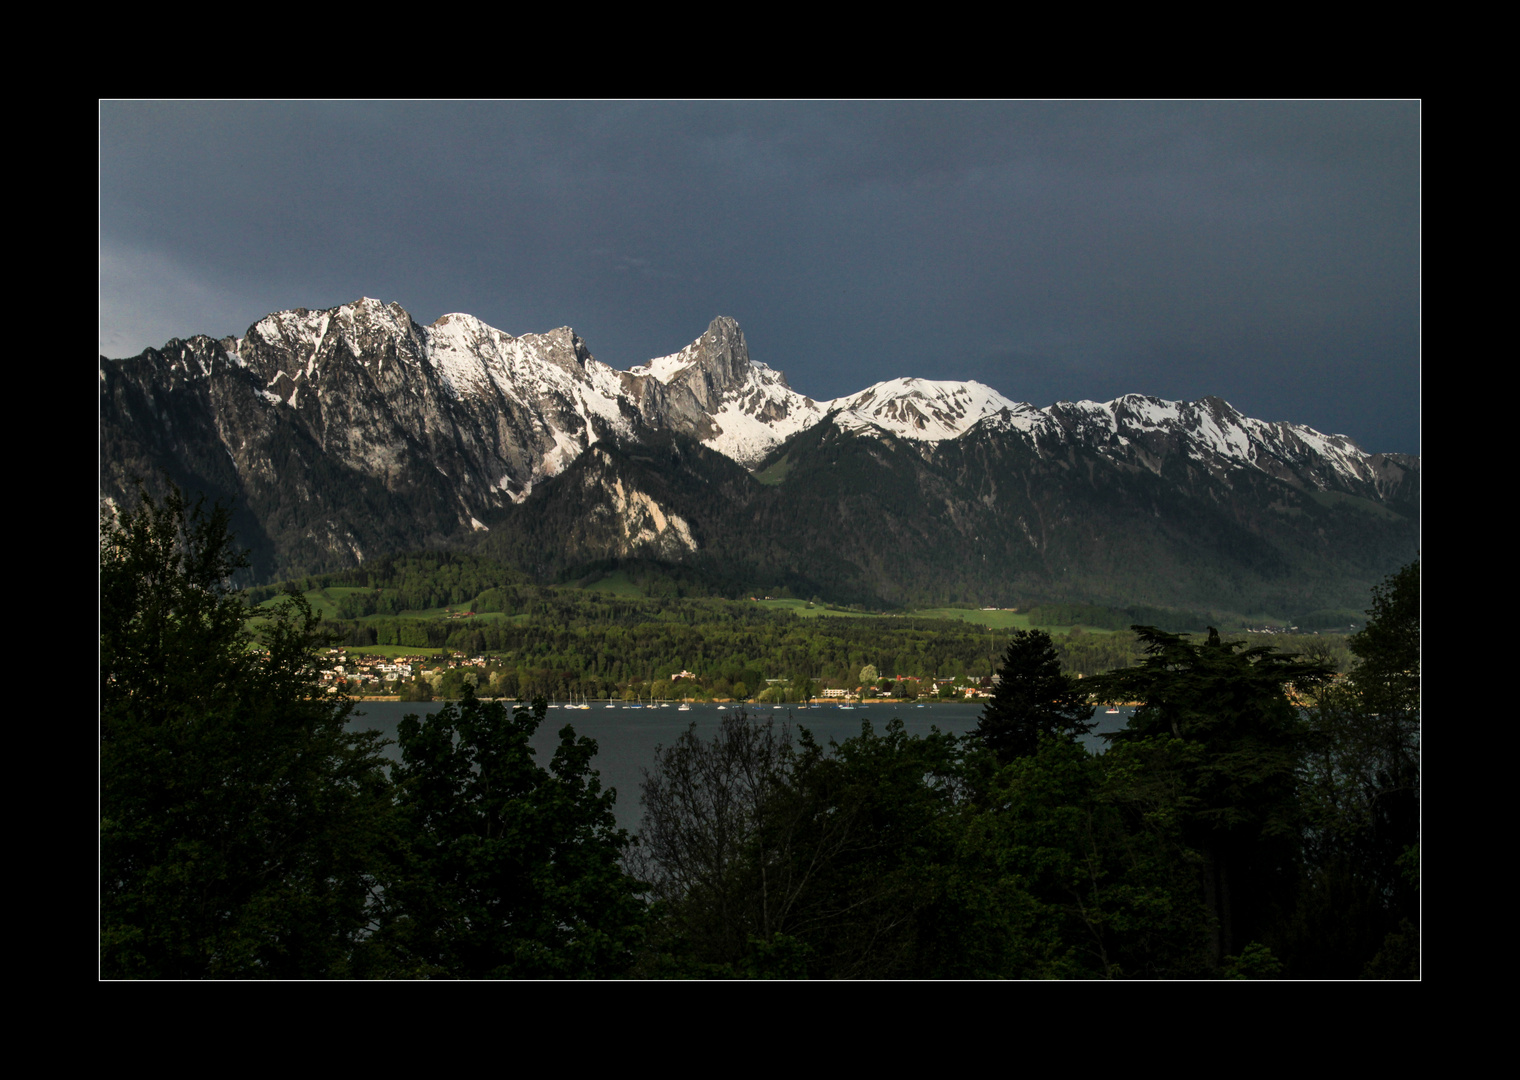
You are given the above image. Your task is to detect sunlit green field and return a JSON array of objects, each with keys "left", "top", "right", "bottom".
[
  {"left": 753, "top": 598, "right": 872, "bottom": 618},
  {"left": 908, "top": 607, "right": 1116, "bottom": 634},
  {"left": 574, "top": 570, "right": 647, "bottom": 596},
  {"left": 752, "top": 599, "right": 1113, "bottom": 634}
]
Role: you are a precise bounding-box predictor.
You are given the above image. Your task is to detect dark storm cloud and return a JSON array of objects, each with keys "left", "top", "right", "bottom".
[{"left": 100, "top": 101, "right": 1418, "bottom": 454}]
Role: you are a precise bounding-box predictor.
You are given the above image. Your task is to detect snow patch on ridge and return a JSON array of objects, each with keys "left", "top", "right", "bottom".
[
  {"left": 627, "top": 340, "right": 702, "bottom": 384},
  {"left": 698, "top": 369, "right": 825, "bottom": 463}
]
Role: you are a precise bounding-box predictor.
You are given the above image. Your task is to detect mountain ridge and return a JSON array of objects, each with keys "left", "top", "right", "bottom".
[{"left": 100, "top": 298, "right": 1417, "bottom": 613}]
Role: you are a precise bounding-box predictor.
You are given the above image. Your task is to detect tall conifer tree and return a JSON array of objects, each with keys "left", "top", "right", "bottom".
[{"left": 974, "top": 630, "right": 1094, "bottom": 763}]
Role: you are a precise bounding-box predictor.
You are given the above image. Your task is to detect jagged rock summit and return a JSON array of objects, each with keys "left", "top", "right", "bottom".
[{"left": 620, "top": 315, "right": 825, "bottom": 464}]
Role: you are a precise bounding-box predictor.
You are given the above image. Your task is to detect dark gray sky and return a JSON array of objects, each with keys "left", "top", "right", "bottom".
[{"left": 100, "top": 101, "right": 1419, "bottom": 454}]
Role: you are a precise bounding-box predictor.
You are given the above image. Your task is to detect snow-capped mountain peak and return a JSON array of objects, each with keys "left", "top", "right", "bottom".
[{"left": 827, "top": 378, "right": 1024, "bottom": 441}]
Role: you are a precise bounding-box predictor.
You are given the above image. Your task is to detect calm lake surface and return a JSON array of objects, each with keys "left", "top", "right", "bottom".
[{"left": 349, "top": 700, "right": 1136, "bottom": 831}]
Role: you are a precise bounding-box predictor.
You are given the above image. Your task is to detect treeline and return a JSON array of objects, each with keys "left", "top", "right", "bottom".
[
  {"left": 1026, "top": 601, "right": 1212, "bottom": 632},
  {"left": 246, "top": 551, "right": 530, "bottom": 612}
]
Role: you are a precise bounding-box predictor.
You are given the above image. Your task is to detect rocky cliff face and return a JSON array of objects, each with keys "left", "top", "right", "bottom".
[{"left": 100, "top": 297, "right": 1418, "bottom": 607}]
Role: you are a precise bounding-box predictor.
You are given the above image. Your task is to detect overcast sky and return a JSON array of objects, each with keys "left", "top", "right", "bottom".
[{"left": 100, "top": 101, "right": 1419, "bottom": 455}]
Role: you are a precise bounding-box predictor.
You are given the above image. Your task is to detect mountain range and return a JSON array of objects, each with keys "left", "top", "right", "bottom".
[{"left": 100, "top": 298, "right": 1419, "bottom": 620}]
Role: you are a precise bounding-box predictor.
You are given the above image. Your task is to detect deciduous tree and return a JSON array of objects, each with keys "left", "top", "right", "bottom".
[
  {"left": 101, "top": 484, "right": 393, "bottom": 977},
  {"left": 380, "top": 693, "right": 645, "bottom": 977},
  {"left": 633, "top": 709, "right": 797, "bottom": 971}
]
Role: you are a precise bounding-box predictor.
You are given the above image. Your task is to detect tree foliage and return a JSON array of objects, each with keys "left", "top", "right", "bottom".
[
  {"left": 1349, "top": 559, "right": 1419, "bottom": 718},
  {"left": 1291, "top": 559, "right": 1419, "bottom": 977},
  {"left": 775, "top": 719, "right": 965, "bottom": 977},
  {"left": 635, "top": 711, "right": 973, "bottom": 977},
  {"left": 101, "top": 485, "right": 646, "bottom": 979},
  {"left": 634, "top": 711, "right": 1224, "bottom": 978},
  {"left": 100, "top": 483, "right": 1418, "bottom": 978},
  {"left": 975, "top": 630, "right": 1095, "bottom": 763},
  {"left": 632, "top": 710, "right": 798, "bottom": 973},
  {"left": 101, "top": 485, "right": 393, "bottom": 977},
  {"left": 376, "top": 693, "right": 646, "bottom": 977},
  {"left": 1088, "top": 626, "right": 1334, "bottom": 963},
  {"left": 951, "top": 734, "right": 1216, "bottom": 978}
]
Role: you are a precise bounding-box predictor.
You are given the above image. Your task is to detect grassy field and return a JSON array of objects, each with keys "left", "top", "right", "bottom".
[
  {"left": 910, "top": 607, "right": 1118, "bottom": 634},
  {"left": 753, "top": 598, "right": 873, "bottom": 619},
  {"left": 255, "top": 587, "right": 379, "bottom": 620},
  {"left": 752, "top": 454, "right": 794, "bottom": 486},
  {"left": 575, "top": 570, "right": 648, "bottom": 596},
  {"left": 752, "top": 599, "right": 1115, "bottom": 634}
]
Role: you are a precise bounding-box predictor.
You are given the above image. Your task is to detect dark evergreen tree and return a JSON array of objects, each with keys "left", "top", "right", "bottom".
[
  {"left": 1348, "top": 558, "right": 1420, "bottom": 942},
  {"left": 1350, "top": 559, "right": 1419, "bottom": 722},
  {"left": 1090, "top": 627, "right": 1334, "bottom": 967},
  {"left": 974, "top": 630, "right": 1094, "bottom": 763}
]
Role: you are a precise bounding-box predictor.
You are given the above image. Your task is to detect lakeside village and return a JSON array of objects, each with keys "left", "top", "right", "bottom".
[
  {"left": 306, "top": 600, "right": 1346, "bottom": 704},
  {"left": 316, "top": 651, "right": 1011, "bottom": 705}
]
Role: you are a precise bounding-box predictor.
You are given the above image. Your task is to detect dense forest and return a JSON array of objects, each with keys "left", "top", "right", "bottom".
[{"left": 101, "top": 486, "right": 1416, "bottom": 978}]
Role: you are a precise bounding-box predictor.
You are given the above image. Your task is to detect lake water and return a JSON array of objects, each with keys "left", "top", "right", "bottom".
[{"left": 349, "top": 700, "right": 1136, "bottom": 831}]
